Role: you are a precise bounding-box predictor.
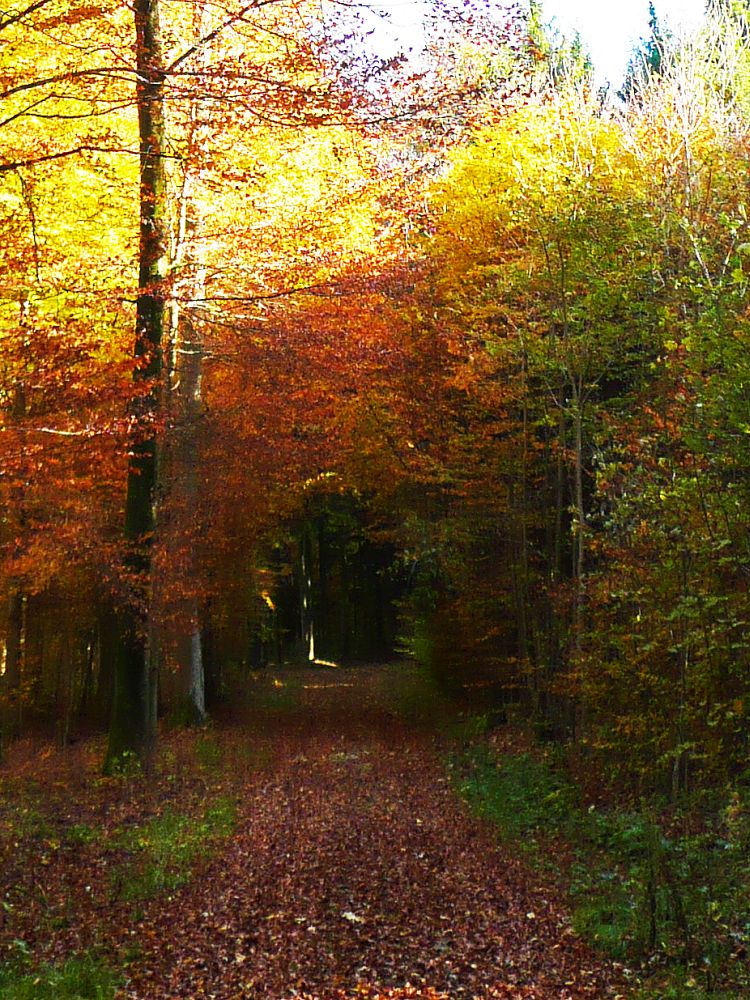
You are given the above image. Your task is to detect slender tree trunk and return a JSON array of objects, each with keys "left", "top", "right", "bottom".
[
  {"left": 572, "top": 387, "right": 585, "bottom": 657},
  {"left": 105, "top": 0, "right": 167, "bottom": 771},
  {"left": 78, "top": 632, "right": 96, "bottom": 719},
  {"left": 516, "top": 354, "right": 530, "bottom": 671},
  {"left": 2, "top": 312, "right": 28, "bottom": 751},
  {"left": 301, "top": 525, "right": 315, "bottom": 661},
  {"left": 569, "top": 383, "right": 588, "bottom": 742},
  {"left": 94, "top": 604, "right": 116, "bottom": 726},
  {"left": 3, "top": 591, "right": 23, "bottom": 693},
  {"left": 554, "top": 399, "right": 566, "bottom": 583},
  {"left": 163, "top": 37, "right": 211, "bottom": 723},
  {"left": 573, "top": 394, "right": 585, "bottom": 583},
  {"left": 169, "top": 311, "right": 207, "bottom": 723}
]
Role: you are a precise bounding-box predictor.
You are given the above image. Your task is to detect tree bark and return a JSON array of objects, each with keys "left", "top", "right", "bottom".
[
  {"left": 2, "top": 310, "right": 28, "bottom": 751},
  {"left": 168, "top": 311, "right": 208, "bottom": 724},
  {"left": 161, "top": 31, "right": 211, "bottom": 724},
  {"left": 104, "top": 0, "right": 167, "bottom": 771},
  {"left": 1, "top": 590, "right": 25, "bottom": 751},
  {"left": 572, "top": 387, "right": 585, "bottom": 657}
]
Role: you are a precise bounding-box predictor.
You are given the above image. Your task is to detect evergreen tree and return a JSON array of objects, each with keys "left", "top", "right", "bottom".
[
  {"left": 619, "top": 3, "right": 670, "bottom": 101},
  {"left": 526, "top": 1, "right": 593, "bottom": 90}
]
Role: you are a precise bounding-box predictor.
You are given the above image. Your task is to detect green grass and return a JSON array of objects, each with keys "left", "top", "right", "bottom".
[
  {"left": 0, "top": 955, "right": 119, "bottom": 1000},
  {"left": 3, "top": 805, "right": 53, "bottom": 842},
  {"left": 64, "top": 823, "right": 99, "bottom": 847},
  {"left": 110, "top": 796, "right": 236, "bottom": 902}
]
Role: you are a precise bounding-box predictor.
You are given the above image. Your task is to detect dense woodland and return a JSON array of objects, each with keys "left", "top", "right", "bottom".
[{"left": 2, "top": 0, "right": 750, "bottom": 996}]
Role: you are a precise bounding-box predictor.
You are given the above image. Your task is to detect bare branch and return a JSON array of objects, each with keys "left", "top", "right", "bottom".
[
  {"left": 0, "top": 144, "right": 179, "bottom": 171},
  {"left": 166, "top": 0, "right": 286, "bottom": 74},
  {"left": 0, "top": 68, "right": 136, "bottom": 103},
  {"left": 185, "top": 281, "right": 334, "bottom": 302},
  {"left": 0, "top": 94, "right": 50, "bottom": 130}
]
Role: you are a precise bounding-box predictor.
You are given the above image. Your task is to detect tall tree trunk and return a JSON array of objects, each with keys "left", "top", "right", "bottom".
[
  {"left": 105, "top": 0, "right": 167, "bottom": 771},
  {"left": 1, "top": 590, "right": 25, "bottom": 751},
  {"left": 162, "top": 30, "right": 211, "bottom": 724},
  {"left": 2, "top": 309, "right": 28, "bottom": 752},
  {"left": 300, "top": 524, "right": 316, "bottom": 661},
  {"left": 572, "top": 386, "right": 585, "bottom": 656},
  {"left": 168, "top": 310, "right": 207, "bottom": 723}
]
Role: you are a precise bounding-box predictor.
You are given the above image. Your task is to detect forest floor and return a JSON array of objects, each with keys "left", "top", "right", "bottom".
[{"left": 0, "top": 663, "right": 626, "bottom": 999}]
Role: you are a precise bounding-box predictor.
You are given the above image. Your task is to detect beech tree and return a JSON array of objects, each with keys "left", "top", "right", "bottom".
[
  {"left": 9, "top": 0, "right": 480, "bottom": 761},
  {"left": 103, "top": 0, "right": 167, "bottom": 770}
]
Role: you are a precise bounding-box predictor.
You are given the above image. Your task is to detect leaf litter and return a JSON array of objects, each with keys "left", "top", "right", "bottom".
[{"left": 0, "top": 665, "right": 624, "bottom": 998}]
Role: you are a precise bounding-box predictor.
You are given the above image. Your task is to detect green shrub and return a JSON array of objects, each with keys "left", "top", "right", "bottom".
[
  {"left": 457, "top": 749, "right": 576, "bottom": 846},
  {"left": 387, "top": 664, "right": 449, "bottom": 725},
  {"left": 102, "top": 750, "right": 142, "bottom": 778}
]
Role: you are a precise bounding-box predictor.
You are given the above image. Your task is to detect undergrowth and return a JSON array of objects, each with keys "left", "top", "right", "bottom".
[
  {"left": 0, "top": 954, "right": 119, "bottom": 999},
  {"left": 386, "top": 662, "right": 450, "bottom": 725},
  {"left": 454, "top": 728, "right": 750, "bottom": 998},
  {"left": 110, "top": 796, "right": 236, "bottom": 902}
]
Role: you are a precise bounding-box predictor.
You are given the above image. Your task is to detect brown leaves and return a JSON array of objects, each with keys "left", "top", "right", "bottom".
[{"left": 0, "top": 667, "right": 621, "bottom": 999}]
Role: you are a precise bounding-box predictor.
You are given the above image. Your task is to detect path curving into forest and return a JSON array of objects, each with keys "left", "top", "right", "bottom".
[{"left": 120, "top": 665, "right": 623, "bottom": 1000}]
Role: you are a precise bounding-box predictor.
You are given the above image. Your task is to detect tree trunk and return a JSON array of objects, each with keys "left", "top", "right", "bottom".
[
  {"left": 2, "top": 315, "right": 28, "bottom": 752},
  {"left": 300, "top": 525, "right": 316, "bottom": 661},
  {"left": 572, "top": 388, "right": 585, "bottom": 657},
  {"left": 1, "top": 590, "right": 25, "bottom": 751},
  {"left": 105, "top": 0, "right": 167, "bottom": 772},
  {"left": 162, "top": 35, "right": 212, "bottom": 724},
  {"left": 168, "top": 311, "right": 207, "bottom": 724}
]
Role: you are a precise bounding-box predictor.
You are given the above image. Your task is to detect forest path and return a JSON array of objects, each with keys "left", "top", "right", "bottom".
[{"left": 123, "top": 664, "right": 622, "bottom": 1000}]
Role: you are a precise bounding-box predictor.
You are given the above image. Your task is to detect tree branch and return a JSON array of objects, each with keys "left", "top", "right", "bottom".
[
  {"left": 184, "top": 280, "right": 334, "bottom": 302},
  {"left": 166, "top": 0, "right": 282, "bottom": 75},
  {"left": 0, "top": 0, "right": 55, "bottom": 32},
  {"left": 0, "top": 144, "right": 179, "bottom": 172},
  {"left": 0, "top": 68, "right": 136, "bottom": 103}
]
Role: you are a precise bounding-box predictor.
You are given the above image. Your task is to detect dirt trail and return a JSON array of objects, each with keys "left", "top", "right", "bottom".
[{"left": 121, "top": 665, "right": 623, "bottom": 999}]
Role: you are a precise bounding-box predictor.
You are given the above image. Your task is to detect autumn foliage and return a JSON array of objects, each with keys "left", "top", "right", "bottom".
[{"left": 2, "top": 0, "right": 750, "bottom": 993}]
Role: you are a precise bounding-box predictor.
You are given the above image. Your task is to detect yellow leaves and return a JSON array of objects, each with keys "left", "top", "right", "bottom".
[
  {"left": 430, "top": 91, "right": 648, "bottom": 291},
  {"left": 191, "top": 119, "right": 385, "bottom": 294}
]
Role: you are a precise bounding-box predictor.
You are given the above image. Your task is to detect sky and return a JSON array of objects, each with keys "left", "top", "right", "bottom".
[
  {"left": 543, "top": 0, "right": 706, "bottom": 85},
  {"left": 365, "top": 0, "right": 708, "bottom": 87}
]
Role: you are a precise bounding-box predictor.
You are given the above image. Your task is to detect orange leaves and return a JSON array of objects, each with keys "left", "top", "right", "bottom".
[{"left": 35, "top": 3, "right": 107, "bottom": 31}]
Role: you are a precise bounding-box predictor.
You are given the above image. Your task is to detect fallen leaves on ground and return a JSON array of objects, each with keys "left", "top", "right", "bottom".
[{"left": 0, "top": 665, "right": 624, "bottom": 998}]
